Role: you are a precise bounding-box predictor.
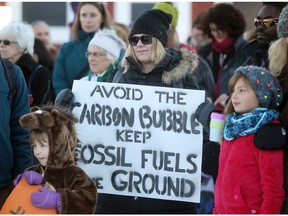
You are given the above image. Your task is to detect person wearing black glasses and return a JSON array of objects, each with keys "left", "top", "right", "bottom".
[
  {"left": 101, "top": 9, "right": 199, "bottom": 214},
  {"left": 0, "top": 22, "right": 54, "bottom": 107},
  {"left": 242, "top": 2, "right": 287, "bottom": 69}
]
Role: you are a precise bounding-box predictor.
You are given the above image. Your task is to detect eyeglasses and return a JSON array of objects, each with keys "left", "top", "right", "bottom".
[
  {"left": 128, "top": 35, "right": 153, "bottom": 46},
  {"left": 0, "top": 40, "right": 17, "bottom": 46},
  {"left": 85, "top": 52, "right": 106, "bottom": 58},
  {"left": 210, "top": 28, "right": 224, "bottom": 34},
  {"left": 254, "top": 18, "right": 279, "bottom": 29}
]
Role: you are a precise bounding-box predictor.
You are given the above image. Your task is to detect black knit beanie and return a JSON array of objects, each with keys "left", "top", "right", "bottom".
[{"left": 129, "top": 9, "right": 172, "bottom": 46}]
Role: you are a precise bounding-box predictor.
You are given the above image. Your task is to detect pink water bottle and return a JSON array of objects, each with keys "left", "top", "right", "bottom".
[{"left": 209, "top": 112, "right": 225, "bottom": 143}]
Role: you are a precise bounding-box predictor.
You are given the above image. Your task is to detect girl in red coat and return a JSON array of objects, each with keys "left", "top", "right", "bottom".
[{"left": 214, "top": 66, "right": 285, "bottom": 214}]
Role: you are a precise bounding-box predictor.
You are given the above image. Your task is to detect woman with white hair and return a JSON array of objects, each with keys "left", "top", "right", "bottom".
[
  {"left": 81, "top": 29, "right": 126, "bottom": 82},
  {"left": 0, "top": 22, "right": 54, "bottom": 106}
]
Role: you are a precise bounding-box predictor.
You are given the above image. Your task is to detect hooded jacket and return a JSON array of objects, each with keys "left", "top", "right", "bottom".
[
  {"left": 20, "top": 106, "right": 97, "bottom": 214},
  {"left": 118, "top": 48, "right": 199, "bottom": 90},
  {"left": 97, "top": 48, "right": 199, "bottom": 214}
]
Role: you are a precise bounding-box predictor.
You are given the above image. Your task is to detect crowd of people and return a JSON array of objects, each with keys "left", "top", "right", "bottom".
[{"left": 1, "top": 1, "right": 288, "bottom": 214}]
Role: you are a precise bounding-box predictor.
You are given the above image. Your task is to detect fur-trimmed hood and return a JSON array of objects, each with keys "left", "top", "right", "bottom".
[
  {"left": 125, "top": 48, "right": 198, "bottom": 85},
  {"left": 162, "top": 48, "right": 198, "bottom": 85}
]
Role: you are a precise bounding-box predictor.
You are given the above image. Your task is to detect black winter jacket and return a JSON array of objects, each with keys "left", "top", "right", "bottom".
[
  {"left": 16, "top": 54, "right": 54, "bottom": 106},
  {"left": 98, "top": 48, "right": 199, "bottom": 214}
]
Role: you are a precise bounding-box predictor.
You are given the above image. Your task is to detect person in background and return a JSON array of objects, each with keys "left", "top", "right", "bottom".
[
  {"left": 33, "top": 38, "right": 54, "bottom": 74},
  {"left": 152, "top": 2, "right": 215, "bottom": 102},
  {"left": 81, "top": 29, "right": 126, "bottom": 82},
  {"left": 0, "top": 22, "right": 54, "bottom": 106},
  {"left": 0, "top": 59, "right": 34, "bottom": 209},
  {"left": 113, "top": 22, "right": 130, "bottom": 47},
  {"left": 52, "top": 2, "right": 113, "bottom": 95},
  {"left": 214, "top": 66, "right": 284, "bottom": 214},
  {"left": 268, "top": 4, "right": 288, "bottom": 213},
  {"left": 153, "top": 2, "right": 197, "bottom": 54},
  {"left": 242, "top": 2, "right": 287, "bottom": 69},
  {"left": 31, "top": 20, "right": 59, "bottom": 64},
  {"left": 187, "top": 12, "right": 211, "bottom": 53},
  {"left": 104, "top": 8, "right": 199, "bottom": 214},
  {"left": 199, "top": 3, "right": 248, "bottom": 110}
]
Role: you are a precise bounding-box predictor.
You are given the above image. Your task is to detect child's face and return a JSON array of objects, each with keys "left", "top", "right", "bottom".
[
  {"left": 231, "top": 77, "right": 259, "bottom": 113},
  {"left": 32, "top": 135, "right": 49, "bottom": 166}
]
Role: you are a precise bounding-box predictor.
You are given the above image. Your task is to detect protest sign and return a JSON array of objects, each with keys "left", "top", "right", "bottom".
[{"left": 71, "top": 80, "right": 205, "bottom": 203}]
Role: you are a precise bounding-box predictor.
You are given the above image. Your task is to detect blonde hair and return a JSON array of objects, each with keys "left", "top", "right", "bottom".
[
  {"left": 268, "top": 37, "right": 288, "bottom": 76},
  {"left": 121, "top": 37, "right": 166, "bottom": 72},
  {"left": 224, "top": 73, "right": 255, "bottom": 115}
]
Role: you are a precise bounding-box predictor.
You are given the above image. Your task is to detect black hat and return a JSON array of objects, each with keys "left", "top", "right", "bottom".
[{"left": 129, "top": 9, "right": 172, "bottom": 46}]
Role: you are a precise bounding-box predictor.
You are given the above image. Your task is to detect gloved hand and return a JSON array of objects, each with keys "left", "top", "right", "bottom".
[
  {"left": 254, "top": 122, "right": 287, "bottom": 150},
  {"left": 195, "top": 101, "right": 217, "bottom": 134},
  {"left": 54, "top": 88, "right": 74, "bottom": 108},
  {"left": 31, "top": 187, "right": 61, "bottom": 212},
  {"left": 13, "top": 170, "right": 44, "bottom": 186}
]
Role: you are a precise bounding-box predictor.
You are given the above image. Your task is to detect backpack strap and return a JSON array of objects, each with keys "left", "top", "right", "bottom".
[
  {"left": 112, "top": 69, "right": 124, "bottom": 83},
  {"left": 28, "top": 64, "right": 42, "bottom": 95},
  {"left": 1, "top": 59, "right": 17, "bottom": 103},
  {"left": 172, "top": 79, "right": 184, "bottom": 88}
]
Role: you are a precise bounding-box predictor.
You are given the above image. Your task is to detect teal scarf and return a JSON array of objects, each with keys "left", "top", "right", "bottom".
[{"left": 223, "top": 107, "right": 279, "bottom": 140}]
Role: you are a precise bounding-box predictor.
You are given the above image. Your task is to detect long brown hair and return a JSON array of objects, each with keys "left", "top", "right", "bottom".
[{"left": 71, "top": 2, "right": 113, "bottom": 41}]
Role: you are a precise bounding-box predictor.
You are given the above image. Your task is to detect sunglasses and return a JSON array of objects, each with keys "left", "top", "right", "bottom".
[
  {"left": 128, "top": 35, "right": 153, "bottom": 46},
  {"left": 254, "top": 18, "right": 279, "bottom": 29},
  {"left": 85, "top": 51, "right": 106, "bottom": 58},
  {"left": 0, "top": 40, "right": 17, "bottom": 46}
]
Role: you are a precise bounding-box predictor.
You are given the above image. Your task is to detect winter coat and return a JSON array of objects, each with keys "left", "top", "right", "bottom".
[
  {"left": 98, "top": 48, "right": 199, "bottom": 214},
  {"left": 26, "top": 164, "right": 97, "bottom": 214},
  {"left": 16, "top": 54, "right": 54, "bottom": 106},
  {"left": 0, "top": 63, "right": 33, "bottom": 189},
  {"left": 194, "top": 56, "right": 215, "bottom": 101},
  {"left": 118, "top": 48, "right": 199, "bottom": 90},
  {"left": 52, "top": 31, "right": 95, "bottom": 95},
  {"left": 242, "top": 39, "right": 270, "bottom": 69},
  {"left": 199, "top": 35, "right": 248, "bottom": 98},
  {"left": 21, "top": 106, "right": 97, "bottom": 214},
  {"left": 214, "top": 134, "right": 284, "bottom": 214}
]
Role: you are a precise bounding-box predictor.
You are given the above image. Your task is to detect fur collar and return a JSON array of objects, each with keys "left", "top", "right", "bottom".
[
  {"left": 124, "top": 48, "right": 198, "bottom": 85},
  {"left": 162, "top": 48, "right": 198, "bottom": 85}
]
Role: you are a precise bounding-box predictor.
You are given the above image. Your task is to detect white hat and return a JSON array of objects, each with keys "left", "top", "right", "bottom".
[{"left": 88, "top": 29, "right": 126, "bottom": 59}]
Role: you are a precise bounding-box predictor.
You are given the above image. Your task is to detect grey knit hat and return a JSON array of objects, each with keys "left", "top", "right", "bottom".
[
  {"left": 129, "top": 9, "right": 172, "bottom": 46},
  {"left": 278, "top": 5, "right": 288, "bottom": 38},
  {"left": 235, "top": 66, "right": 283, "bottom": 109}
]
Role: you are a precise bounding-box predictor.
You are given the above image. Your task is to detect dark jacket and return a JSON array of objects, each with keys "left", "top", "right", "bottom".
[
  {"left": 194, "top": 56, "right": 215, "bottom": 101},
  {"left": 16, "top": 54, "right": 54, "bottom": 106},
  {"left": 242, "top": 39, "right": 270, "bottom": 69},
  {"left": 199, "top": 35, "right": 248, "bottom": 98},
  {"left": 52, "top": 31, "right": 95, "bottom": 95},
  {"left": 0, "top": 63, "right": 33, "bottom": 189},
  {"left": 99, "top": 48, "right": 199, "bottom": 214}
]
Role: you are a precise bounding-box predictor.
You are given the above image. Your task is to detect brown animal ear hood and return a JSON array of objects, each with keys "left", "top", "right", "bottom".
[{"left": 20, "top": 105, "right": 78, "bottom": 168}]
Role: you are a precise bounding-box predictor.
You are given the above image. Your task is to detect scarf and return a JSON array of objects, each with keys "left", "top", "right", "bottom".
[
  {"left": 223, "top": 107, "right": 279, "bottom": 140},
  {"left": 211, "top": 36, "right": 236, "bottom": 55}
]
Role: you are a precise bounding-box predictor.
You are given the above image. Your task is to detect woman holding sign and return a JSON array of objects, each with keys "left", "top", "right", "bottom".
[{"left": 101, "top": 9, "right": 199, "bottom": 214}]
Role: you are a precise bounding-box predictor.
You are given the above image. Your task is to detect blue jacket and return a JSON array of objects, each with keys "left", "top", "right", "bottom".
[
  {"left": 0, "top": 63, "right": 34, "bottom": 189},
  {"left": 52, "top": 31, "right": 95, "bottom": 95}
]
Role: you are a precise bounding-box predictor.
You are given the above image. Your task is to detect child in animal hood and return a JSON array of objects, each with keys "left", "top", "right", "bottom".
[
  {"left": 214, "top": 66, "right": 285, "bottom": 214},
  {"left": 14, "top": 105, "right": 97, "bottom": 214}
]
